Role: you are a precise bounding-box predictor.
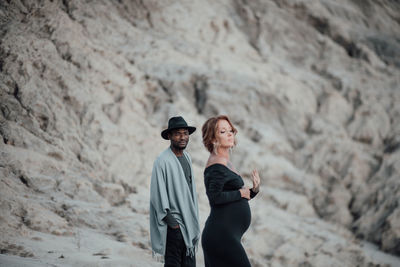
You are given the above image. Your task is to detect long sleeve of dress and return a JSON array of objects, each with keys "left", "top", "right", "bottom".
[
  {"left": 250, "top": 188, "right": 258, "bottom": 199},
  {"left": 205, "top": 168, "right": 242, "bottom": 206}
]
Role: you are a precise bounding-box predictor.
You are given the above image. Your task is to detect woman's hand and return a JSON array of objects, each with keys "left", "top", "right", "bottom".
[
  {"left": 239, "top": 187, "right": 251, "bottom": 200},
  {"left": 251, "top": 169, "right": 261, "bottom": 193}
]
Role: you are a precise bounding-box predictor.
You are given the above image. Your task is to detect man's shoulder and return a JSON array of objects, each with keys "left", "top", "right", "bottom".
[{"left": 154, "top": 148, "right": 172, "bottom": 165}]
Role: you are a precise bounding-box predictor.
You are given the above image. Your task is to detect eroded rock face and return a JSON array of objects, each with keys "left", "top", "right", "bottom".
[{"left": 0, "top": 0, "right": 399, "bottom": 266}]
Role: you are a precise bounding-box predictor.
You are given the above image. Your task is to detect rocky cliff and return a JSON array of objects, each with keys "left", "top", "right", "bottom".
[{"left": 0, "top": 0, "right": 399, "bottom": 266}]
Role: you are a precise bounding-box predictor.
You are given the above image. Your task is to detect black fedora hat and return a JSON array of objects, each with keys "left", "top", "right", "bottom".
[{"left": 161, "top": 116, "right": 196, "bottom": 140}]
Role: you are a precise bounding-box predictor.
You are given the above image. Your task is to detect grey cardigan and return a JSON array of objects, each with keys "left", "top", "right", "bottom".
[{"left": 150, "top": 147, "right": 200, "bottom": 256}]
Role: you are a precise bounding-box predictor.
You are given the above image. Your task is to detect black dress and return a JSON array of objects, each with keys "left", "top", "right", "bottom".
[{"left": 201, "top": 164, "right": 258, "bottom": 267}]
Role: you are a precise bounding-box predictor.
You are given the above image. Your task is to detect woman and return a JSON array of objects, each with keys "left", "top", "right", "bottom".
[{"left": 201, "top": 115, "right": 260, "bottom": 267}]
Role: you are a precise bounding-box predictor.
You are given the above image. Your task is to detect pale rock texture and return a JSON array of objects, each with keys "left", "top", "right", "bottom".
[{"left": 0, "top": 0, "right": 400, "bottom": 266}]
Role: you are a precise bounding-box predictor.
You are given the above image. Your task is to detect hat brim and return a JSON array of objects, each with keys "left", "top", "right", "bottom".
[{"left": 161, "top": 126, "right": 196, "bottom": 140}]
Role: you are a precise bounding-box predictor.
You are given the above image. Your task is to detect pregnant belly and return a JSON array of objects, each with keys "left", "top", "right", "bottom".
[{"left": 208, "top": 199, "right": 251, "bottom": 235}]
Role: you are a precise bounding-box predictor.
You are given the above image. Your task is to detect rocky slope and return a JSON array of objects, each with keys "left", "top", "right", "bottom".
[{"left": 0, "top": 0, "right": 399, "bottom": 266}]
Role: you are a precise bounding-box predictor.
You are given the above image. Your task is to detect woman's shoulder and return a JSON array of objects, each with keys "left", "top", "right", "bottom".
[
  {"left": 204, "top": 157, "right": 231, "bottom": 180},
  {"left": 205, "top": 156, "right": 228, "bottom": 169}
]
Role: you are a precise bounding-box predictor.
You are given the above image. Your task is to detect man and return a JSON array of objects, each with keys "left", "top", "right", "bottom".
[{"left": 150, "top": 116, "right": 200, "bottom": 267}]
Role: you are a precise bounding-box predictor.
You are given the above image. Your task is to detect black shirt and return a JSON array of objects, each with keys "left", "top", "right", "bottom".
[{"left": 177, "top": 155, "right": 193, "bottom": 197}]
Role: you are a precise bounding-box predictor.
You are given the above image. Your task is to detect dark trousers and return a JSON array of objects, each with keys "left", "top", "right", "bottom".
[{"left": 164, "top": 227, "right": 196, "bottom": 267}]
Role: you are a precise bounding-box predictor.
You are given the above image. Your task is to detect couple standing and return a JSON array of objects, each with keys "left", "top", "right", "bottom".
[{"left": 150, "top": 116, "right": 261, "bottom": 267}]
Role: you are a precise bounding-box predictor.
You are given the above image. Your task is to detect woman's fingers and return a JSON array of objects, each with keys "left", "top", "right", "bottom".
[
  {"left": 239, "top": 187, "right": 251, "bottom": 199},
  {"left": 251, "top": 169, "right": 260, "bottom": 189}
]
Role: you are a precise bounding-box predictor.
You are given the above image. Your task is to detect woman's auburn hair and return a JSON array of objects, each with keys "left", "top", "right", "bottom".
[{"left": 201, "top": 115, "right": 237, "bottom": 153}]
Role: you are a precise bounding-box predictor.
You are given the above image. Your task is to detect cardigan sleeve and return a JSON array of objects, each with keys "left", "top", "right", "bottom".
[
  {"left": 205, "top": 167, "right": 242, "bottom": 206},
  {"left": 150, "top": 159, "right": 170, "bottom": 225}
]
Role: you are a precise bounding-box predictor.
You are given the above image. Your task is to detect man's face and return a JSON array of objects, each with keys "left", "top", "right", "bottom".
[{"left": 169, "top": 128, "right": 190, "bottom": 150}]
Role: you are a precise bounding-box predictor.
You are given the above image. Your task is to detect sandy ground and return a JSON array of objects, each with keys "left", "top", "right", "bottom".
[
  {"left": 0, "top": 229, "right": 162, "bottom": 267},
  {"left": 1, "top": 237, "right": 399, "bottom": 267}
]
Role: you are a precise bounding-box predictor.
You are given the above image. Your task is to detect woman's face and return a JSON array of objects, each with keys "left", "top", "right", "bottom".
[{"left": 215, "top": 119, "right": 235, "bottom": 148}]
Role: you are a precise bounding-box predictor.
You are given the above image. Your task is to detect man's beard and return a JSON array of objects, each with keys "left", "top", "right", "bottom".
[{"left": 172, "top": 141, "right": 187, "bottom": 150}]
